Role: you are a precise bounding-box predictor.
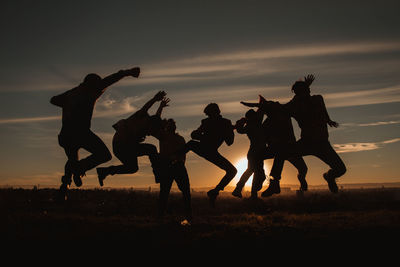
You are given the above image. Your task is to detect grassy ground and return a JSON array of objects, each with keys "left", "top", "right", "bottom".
[{"left": 1, "top": 187, "right": 399, "bottom": 253}]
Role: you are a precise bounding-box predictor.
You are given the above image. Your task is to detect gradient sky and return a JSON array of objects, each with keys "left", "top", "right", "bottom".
[{"left": 0, "top": 0, "right": 399, "bottom": 188}]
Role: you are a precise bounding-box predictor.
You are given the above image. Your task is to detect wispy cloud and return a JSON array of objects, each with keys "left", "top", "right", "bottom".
[
  {"left": 0, "top": 115, "right": 60, "bottom": 124},
  {"left": 334, "top": 138, "right": 400, "bottom": 153},
  {"left": 342, "top": 120, "right": 400, "bottom": 128},
  {"left": 0, "top": 94, "right": 145, "bottom": 124}
]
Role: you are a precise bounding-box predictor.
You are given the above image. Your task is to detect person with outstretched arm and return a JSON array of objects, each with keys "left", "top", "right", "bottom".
[
  {"left": 50, "top": 67, "right": 140, "bottom": 198},
  {"left": 185, "top": 103, "right": 237, "bottom": 206},
  {"left": 269, "top": 74, "right": 346, "bottom": 194},
  {"left": 235, "top": 96, "right": 308, "bottom": 197},
  {"left": 96, "top": 91, "right": 166, "bottom": 186}
]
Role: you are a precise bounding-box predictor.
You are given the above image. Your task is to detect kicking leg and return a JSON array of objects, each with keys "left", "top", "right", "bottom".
[
  {"left": 314, "top": 141, "right": 346, "bottom": 193},
  {"left": 287, "top": 156, "right": 308, "bottom": 191}
]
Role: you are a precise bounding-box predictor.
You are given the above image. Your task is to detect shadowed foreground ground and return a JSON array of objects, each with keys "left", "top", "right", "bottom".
[{"left": 1, "top": 187, "right": 399, "bottom": 253}]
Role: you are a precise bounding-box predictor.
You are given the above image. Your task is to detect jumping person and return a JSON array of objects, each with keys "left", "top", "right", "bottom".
[
  {"left": 96, "top": 91, "right": 166, "bottom": 186},
  {"left": 269, "top": 74, "right": 346, "bottom": 193},
  {"left": 234, "top": 96, "right": 308, "bottom": 198},
  {"left": 232, "top": 108, "right": 266, "bottom": 199},
  {"left": 50, "top": 67, "right": 140, "bottom": 197},
  {"left": 186, "top": 103, "right": 237, "bottom": 206}
]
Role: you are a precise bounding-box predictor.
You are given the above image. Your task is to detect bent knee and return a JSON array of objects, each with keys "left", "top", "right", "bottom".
[
  {"left": 102, "top": 150, "right": 112, "bottom": 163},
  {"left": 226, "top": 166, "right": 237, "bottom": 177},
  {"left": 338, "top": 165, "right": 346, "bottom": 176}
]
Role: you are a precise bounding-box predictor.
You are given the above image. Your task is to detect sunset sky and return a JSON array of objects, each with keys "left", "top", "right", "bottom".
[{"left": 1, "top": 0, "right": 399, "bottom": 188}]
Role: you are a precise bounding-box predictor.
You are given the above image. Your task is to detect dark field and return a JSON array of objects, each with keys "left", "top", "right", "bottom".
[{"left": 1, "top": 187, "right": 400, "bottom": 253}]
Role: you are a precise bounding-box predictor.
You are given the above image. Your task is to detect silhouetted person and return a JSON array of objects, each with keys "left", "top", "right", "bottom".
[
  {"left": 232, "top": 108, "right": 266, "bottom": 199},
  {"left": 185, "top": 103, "right": 237, "bottom": 206},
  {"left": 270, "top": 74, "right": 346, "bottom": 193},
  {"left": 96, "top": 91, "right": 166, "bottom": 185},
  {"left": 50, "top": 67, "right": 140, "bottom": 196},
  {"left": 233, "top": 96, "right": 308, "bottom": 198},
  {"left": 154, "top": 116, "right": 192, "bottom": 223}
]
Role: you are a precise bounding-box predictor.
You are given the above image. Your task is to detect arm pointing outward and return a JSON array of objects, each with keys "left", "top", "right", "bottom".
[{"left": 97, "top": 67, "right": 141, "bottom": 97}]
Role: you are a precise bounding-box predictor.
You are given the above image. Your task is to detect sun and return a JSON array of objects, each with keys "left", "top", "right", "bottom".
[{"left": 233, "top": 157, "right": 269, "bottom": 187}]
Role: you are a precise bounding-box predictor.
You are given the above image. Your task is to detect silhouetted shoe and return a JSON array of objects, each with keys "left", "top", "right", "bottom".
[
  {"left": 207, "top": 188, "right": 219, "bottom": 207},
  {"left": 96, "top": 167, "right": 108, "bottom": 187},
  {"left": 68, "top": 161, "right": 83, "bottom": 187},
  {"left": 323, "top": 173, "right": 338, "bottom": 193},
  {"left": 73, "top": 173, "right": 83, "bottom": 187},
  {"left": 261, "top": 179, "right": 280, "bottom": 197},
  {"left": 232, "top": 187, "right": 242, "bottom": 198}
]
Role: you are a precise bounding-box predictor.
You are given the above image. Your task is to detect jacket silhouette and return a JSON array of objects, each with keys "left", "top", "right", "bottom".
[{"left": 186, "top": 103, "right": 237, "bottom": 206}]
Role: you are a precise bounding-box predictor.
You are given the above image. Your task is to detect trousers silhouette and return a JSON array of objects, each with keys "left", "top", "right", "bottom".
[
  {"left": 186, "top": 140, "right": 237, "bottom": 191},
  {"left": 236, "top": 144, "right": 308, "bottom": 191},
  {"left": 158, "top": 161, "right": 192, "bottom": 220},
  {"left": 58, "top": 129, "right": 112, "bottom": 183},
  {"left": 270, "top": 139, "right": 346, "bottom": 180},
  {"left": 102, "top": 135, "right": 160, "bottom": 179}
]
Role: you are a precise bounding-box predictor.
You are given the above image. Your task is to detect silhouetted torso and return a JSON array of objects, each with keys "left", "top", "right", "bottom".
[
  {"left": 113, "top": 109, "right": 151, "bottom": 144},
  {"left": 261, "top": 103, "right": 296, "bottom": 145},
  {"left": 55, "top": 86, "right": 98, "bottom": 132},
  {"left": 285, "top": 95, "right": 329, "bottom": 141},
  {"left": 159, "top": 132, "right": 186, "bottom": 163},
  {"left": 52, "top": 71, "right": 129, "bottom": 134},
  {"left": 196, "top": 116, "right": 234, "bottom": 149}
]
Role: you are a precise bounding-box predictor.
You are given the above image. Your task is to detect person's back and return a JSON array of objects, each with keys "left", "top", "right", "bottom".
[
  {"left": 199, "top": 116, "right": 233, "bottom": 149},
  {"left": 286, "top": 94, "right": 329, "bottom": 141},
  {"left": 113, "top": 109, "right": 151, "bottom": 144},
  {"left": 261, "top": 101, "right": 296, "bottom": 145},
  {"left": 58, "top": 86, "right": 98, "bottom": 132}
]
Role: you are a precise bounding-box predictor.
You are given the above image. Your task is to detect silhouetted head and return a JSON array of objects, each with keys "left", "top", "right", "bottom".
[
  {"left": 291, "top": 81, "right": 310, "bottom": 97},
  {"left": 245, "top": 109, "right": 257, "bottom": 121},
  {"left": 83, "top": 73, "right": 102, "bottom": 88},
  {"left": 204, "top": 103, "right": 221, "bottom": 117},
  {"left": 165, "top": 119, "right": 177, "bottom": 133}
]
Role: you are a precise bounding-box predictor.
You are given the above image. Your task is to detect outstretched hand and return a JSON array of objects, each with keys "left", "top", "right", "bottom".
[
  {"left": 328, "top": 120, "right": 339, "bottom": 128},
  {"left": 128, "top": 67, "right": 140, "bottom": 78},
  {"left": 154, "top": 91, "right": 166, "bottom": 101},
  {"left": 160, "top": 97, "right": 170, "bottom": 108},
  {"left": 304, "top": 74, "right": 315, "bottom": 86}
]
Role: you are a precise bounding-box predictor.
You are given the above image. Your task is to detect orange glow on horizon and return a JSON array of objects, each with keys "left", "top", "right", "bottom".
[{"left": 233, "top": 157, "right": 270, "bottom": 188}]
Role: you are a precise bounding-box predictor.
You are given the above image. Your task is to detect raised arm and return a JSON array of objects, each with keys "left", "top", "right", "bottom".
[
  {"left": 156, "top": 97, "right": 170, "bottom": 117},
  {"left": 140, "top": 91, "right": 166, "bottom": 113},
  {"left": 240, "top": 101, "right": 260, "bottom": 108},
  {"left": 96, "top": 67, "right": 141, "bottom": 96}
]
